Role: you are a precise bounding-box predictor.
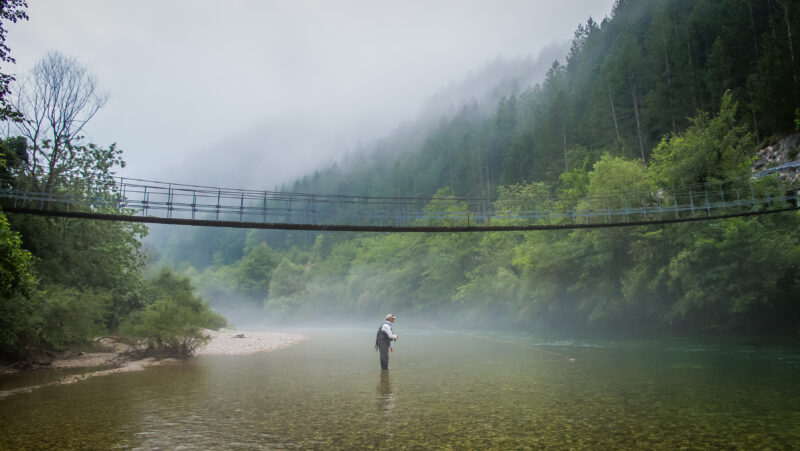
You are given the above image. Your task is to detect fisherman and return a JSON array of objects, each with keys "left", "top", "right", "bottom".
[{"left": 375, "top": 314, "right": 399, "bottom": 370}]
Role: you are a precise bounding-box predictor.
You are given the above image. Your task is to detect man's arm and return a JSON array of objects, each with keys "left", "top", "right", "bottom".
[{"left": 381, "top": 323, "right": 398, "bottom": 340}]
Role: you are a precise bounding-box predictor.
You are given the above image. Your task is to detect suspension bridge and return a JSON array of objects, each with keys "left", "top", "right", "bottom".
[{"left": 0, "top": 168, "right": 798, "bottom": 232}]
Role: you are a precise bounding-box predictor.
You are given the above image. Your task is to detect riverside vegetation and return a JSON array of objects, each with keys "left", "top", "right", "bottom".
[
  {"left": 0, "top": 1, "right": 224, "bottom": 363},
  {"left": 1, "top": 0, "right": 800, "bottom": 367},
  {"left": 152, "top": 0, "right": 800, "bottom": 335}
]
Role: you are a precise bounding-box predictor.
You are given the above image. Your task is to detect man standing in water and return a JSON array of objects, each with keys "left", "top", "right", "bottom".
[{"left": 376, "top": 314, "right": 399, "bottom": 370}]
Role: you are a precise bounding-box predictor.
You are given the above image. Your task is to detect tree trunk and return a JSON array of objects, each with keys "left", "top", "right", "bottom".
[
  {"left": 662, "top": 24, "right": 677, "bottom": 132},
  {"left": 448, "top": 147, "right": 454, "bottom": 194},
  {"left": 562, "top": 122, "right": 568, "bottom": 171},
  {"left": 784, "top": 2, "right": 798, "bottom": 83},
  {"left": 530, "top": 119, "right": 535, "bottom": 180},
  {"left": 748, "top": 1, "right": 760, "bottom": 62},
  {"left": 750, "top": 95, "right": 760, "bottom": 145},
  {"left": 608, "top": 87, "right": 621, "bottom": 142},
  {"left": 476, "top": 153, "right": 485, "bottom": 200},
  {"left": 769, "top": 0, "right": 778, "bottom": 38},
  {"left": 630, "top": 72, "right": 646, "bottom": 163},
  {"left": 684, "top": 25, "right": 699, "bottom": 111}
]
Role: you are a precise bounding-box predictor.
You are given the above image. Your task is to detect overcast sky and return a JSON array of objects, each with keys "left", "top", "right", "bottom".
[{"left": 7, "top": 0, "right": 615, "bottom": 189}]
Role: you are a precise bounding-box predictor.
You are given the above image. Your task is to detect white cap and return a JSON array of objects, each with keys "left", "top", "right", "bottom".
[{"left": 385, "top": 313, "right": 396, "bottom": 320}]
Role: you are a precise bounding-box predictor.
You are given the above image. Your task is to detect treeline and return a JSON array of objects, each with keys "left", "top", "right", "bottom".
[
  {"left": 168, "top": 95, "right": 800, "bottom": 334},
  {"left": 0, "top": 48, "right": 225, "bottom": 362},
  {"left": 0, "top": 141, "right": 226, "bottom": 361},
  {"left": 289, "top": 0, "right": 799, "bottom": 198},
  {"left": 157, "top": 0, "right": 800, "bottom": 254},
  {"left": 151, "top": 0, "right": 800, "bottom": 335}
]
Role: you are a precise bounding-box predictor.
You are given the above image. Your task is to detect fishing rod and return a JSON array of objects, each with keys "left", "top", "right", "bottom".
[{"left": 431, "top": 325, "right": 576, "bottom": 362}]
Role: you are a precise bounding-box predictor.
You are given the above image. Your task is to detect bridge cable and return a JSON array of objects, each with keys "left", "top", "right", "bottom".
[{"left": 2, "top": 205, "right": 798, "bottom": 233}]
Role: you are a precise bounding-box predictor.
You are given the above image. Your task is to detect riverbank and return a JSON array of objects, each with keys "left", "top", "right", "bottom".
[
  {"left": 50, "top": 329, "right": 305, "bottom": 379},
  {"left": 0, "top": 329, "right": 305, "bottom": 398},
  {"left": 195, "top": 328, "right": 305, "bottom": 356}
]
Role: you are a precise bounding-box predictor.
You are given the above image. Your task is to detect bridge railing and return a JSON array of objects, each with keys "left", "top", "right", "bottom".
[{"left": 0, "top": 174, "right": 796, "bottom": 229}]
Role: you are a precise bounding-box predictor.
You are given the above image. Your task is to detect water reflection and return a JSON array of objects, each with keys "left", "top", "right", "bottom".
[
  {"left": 2, "top": 332, "right": 799, "bottom": 449},
  {"left": 377, "top": 370, "right": 395, "bottom": 419}
]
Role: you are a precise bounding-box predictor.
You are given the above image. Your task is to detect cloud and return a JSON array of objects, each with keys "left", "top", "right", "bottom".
[{"left": 7, "top": 0, "right": 615, "bottom": 189}]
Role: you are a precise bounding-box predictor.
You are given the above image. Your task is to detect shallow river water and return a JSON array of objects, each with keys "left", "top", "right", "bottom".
[{"left": 1, "top": 328, "right": 799, "bottom": 449}]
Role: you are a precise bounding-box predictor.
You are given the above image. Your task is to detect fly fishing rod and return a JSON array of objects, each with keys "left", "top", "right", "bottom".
[{"left": 430, "top": 325, "right": 576, "bottom": 362}]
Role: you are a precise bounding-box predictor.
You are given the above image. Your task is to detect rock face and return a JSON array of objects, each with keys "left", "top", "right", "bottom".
[{"left": 752, "top": 133, "right": 800, "bottom": 185}]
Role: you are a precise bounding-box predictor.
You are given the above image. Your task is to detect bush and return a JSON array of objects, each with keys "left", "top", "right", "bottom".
[
  {"left": 38, "top": 286, "right": 109, "bottom": 349},
  {"left": 120, "top": 269, "right": 227, "bottom": 358},
  {"left": 0, "top": 212, "right": 40, "bottom": 358},
  {"left": 120, "top": 297, "right": 209, "bottom": 358}
]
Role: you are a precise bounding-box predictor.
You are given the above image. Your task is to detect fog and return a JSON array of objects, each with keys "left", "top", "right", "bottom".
[
  {"left": 206, "top": 293, "right": 562, "bottom": 337},
  {"left": 7, "top": 0, "right": 615, "bottom": 190}
]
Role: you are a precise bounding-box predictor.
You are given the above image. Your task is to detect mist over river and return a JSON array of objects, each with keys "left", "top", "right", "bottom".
[{"left": 1, "top": 329, "right": 799, "bottom": 449}]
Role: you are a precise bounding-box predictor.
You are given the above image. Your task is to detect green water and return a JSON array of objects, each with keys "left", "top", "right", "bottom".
[{"left": 1, "top": 329, "right": 798, "bottom": 449}]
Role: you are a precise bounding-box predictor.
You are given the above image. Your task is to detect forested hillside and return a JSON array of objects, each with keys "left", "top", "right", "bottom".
[
  {"left": 140, "top": 0, "right": 800, "bottom": 334},
  {"left": 290, "top": 0, "right": 799, "bottom": 197}
]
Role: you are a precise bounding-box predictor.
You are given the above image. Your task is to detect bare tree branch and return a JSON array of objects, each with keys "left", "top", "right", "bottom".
[{"left": 7, "top": 51, "right": 108, "bottom": 192}]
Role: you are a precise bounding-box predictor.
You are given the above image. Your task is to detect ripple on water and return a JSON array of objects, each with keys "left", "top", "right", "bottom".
[{"left": 0, "top": 332, "right": 798, "bottom": 449}]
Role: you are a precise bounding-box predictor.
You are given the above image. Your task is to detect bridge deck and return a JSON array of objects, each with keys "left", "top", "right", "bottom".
[{"left": 1, "top": 176, "right": 797, "bottom": 232}]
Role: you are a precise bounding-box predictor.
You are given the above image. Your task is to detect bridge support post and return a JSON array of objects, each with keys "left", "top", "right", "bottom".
[
  {"left": 143, "top": 186, "right": 148, "bottom": 217},
  {"left": 216, "top": 189, "right": 221, "bottom": 221},
  {"left": 263, "top": 192, "right": 267, "bottom": 223},
  {"left": 167, "top": 184, "right": 173, "bottom": 219}
]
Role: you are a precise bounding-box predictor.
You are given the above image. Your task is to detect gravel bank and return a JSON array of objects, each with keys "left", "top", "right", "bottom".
[{"left": 196, "top": 329, "right": 306, "bottom": 356}]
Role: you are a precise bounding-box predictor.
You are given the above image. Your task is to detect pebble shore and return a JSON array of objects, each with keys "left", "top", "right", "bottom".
[{"left": 196, "top": 329, "right": 306, "bottom": 356}]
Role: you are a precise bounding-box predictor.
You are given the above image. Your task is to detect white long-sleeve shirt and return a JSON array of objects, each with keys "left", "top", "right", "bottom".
[{"left": 381, "top": 321, "right": 397, "bottom": 340}]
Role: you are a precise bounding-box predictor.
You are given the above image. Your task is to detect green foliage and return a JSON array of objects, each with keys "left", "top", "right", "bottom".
[
  {"left": 0, "top": 212, "right": 33, "bottom": 298},
  {"left": 120, "top": 269, "right": 226, "bottom": 358},
  {"left": 495, "top": 182, "right": 553, "bottom": 222},
  {"left": 0, "top": 136, "right": 26, "bottom": 184},
  {"left": 268, "top": 258, "right": 307, "bottom": 299},
  {"left": 0, "top": 212, "right": 39, "bottom": 354},
  {"left": 0, "top": 40, "right": 227, "bottom": 361},
  {"left": 649, "top": 92, "right": 754, "bottom": 187},
  {"left": 8, "top": 214, "right": 148, "bottom": 329},
  {"left": 422, "top": 187, "right": 470, "bottom": 226},
  {"left": 665, "top": 216, "right": 800, "bottom": 332},
  {"left": 252, "top": 0, "right": 797, "bottom": 204},
  {"left": 38, "top": 286, "right": 109, "bottom": 349},
  {"left": 147, "top": 0, "right": 800, "bottom": 336},
  {"left": 0, "top": 0, "right": 28, "bottom": 122},
  {"left": 234, "top": 242, "right": 279, "bottom": 300},
  {"left": 264, "top": 258, "right": 309, "bottom": 315}
]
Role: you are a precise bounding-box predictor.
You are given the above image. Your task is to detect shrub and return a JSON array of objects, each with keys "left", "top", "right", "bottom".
[
  {"left": 0, "top": 212, "right": 41, "bottom": 358},
  {"left": 120, "top": 269, "right": 227, "bottom": 358},
  {"left": 38, "top": 286, "right": 109, "bottom": 349}
]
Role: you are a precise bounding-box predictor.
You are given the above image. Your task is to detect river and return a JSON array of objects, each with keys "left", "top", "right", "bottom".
[{"left": 1, "top": 328, "right": 798, "bottom": 449}]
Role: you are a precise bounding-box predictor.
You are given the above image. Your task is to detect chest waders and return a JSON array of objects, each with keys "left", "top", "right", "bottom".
[{"left": 375, "top": 323, "right": 392, "bottom": 370}]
